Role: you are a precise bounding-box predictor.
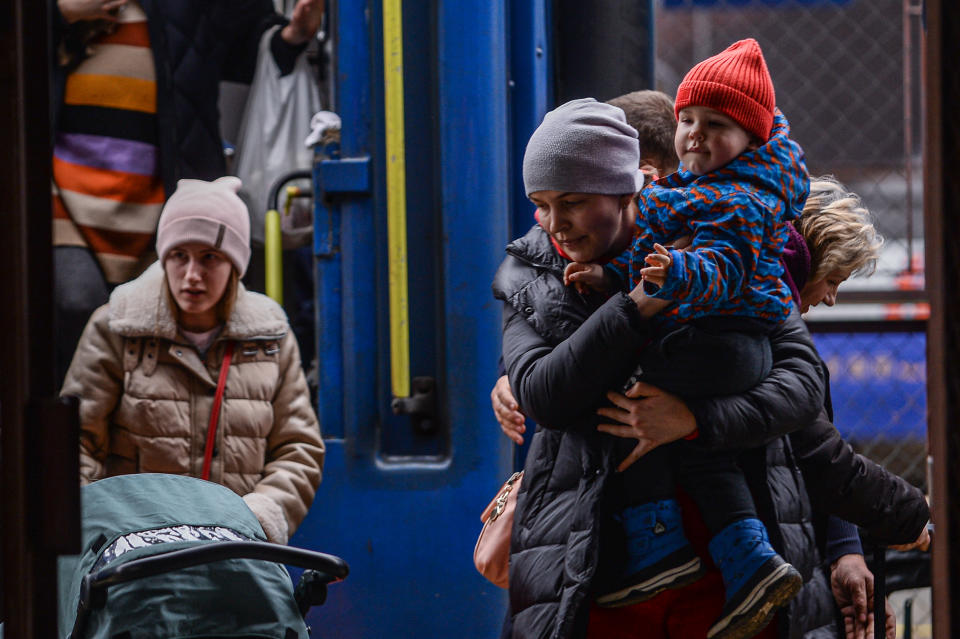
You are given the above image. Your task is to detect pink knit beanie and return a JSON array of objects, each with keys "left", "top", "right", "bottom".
[
  {"left": 156, "top": 177, "right": 251, "bottom": 276},
  {"left": 674, "top": 38, "right": 776, "bottom": 142}
]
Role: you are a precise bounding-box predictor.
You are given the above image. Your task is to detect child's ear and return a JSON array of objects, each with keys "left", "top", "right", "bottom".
[
  {"left": 619, "top": 193, "right": 636, "bottom": 210},
  {"left": 748, "top": 136, "right": 765, "bottom": 151}
]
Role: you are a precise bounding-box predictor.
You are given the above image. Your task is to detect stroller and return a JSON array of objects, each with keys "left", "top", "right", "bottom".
[{"left": 58, "top": 474, "right": 348, "bottom": 639}]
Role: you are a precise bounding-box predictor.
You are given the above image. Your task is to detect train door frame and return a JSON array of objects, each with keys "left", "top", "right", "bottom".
[
  {"left": 1, "top": 0, "right": 82, "bottom": 636},
  {"left": 922, "top": 0, "right": 958, "bottom": 632}
]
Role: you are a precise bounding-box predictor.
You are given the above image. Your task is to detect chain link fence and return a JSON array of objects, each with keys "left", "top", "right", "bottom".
[
  {"left": 810, "top": 329, "right": 927, "bottom": 484},
  {"left": 654, "top": 0, "right": 924, "bottom": 284},
  {"left": 653, "top": 2, "right": 930, "bottom": 634}
]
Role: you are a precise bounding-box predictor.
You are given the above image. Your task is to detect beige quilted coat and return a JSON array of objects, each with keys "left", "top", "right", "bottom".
[{"left": 62, "top": 263, "right": 325, "bottom": 541}]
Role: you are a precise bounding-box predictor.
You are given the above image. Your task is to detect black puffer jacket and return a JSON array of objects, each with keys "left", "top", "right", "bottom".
[
  {"left": 494, "top": 225, "right": 827, "bottom": 639},
  {"left": 494, "top": 225, "right": 928, "bottom": 639},
  {"left": 696, "top": 364, "right": 929, "bottom": 638},
  {"left": 51, "top": 0, "right": 303, "bottom": 196},
  {"left": 495, "top": 227, "right": 654, "bottom": 639},
  {"left": 791, "top": 379, "right": 929, "bottom": 548}
]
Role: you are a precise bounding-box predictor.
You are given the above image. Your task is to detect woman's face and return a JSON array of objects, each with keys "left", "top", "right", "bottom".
[
  {"left": 164, "top": 243, "right": 233, "bottom": 330},
  {"left": 799, "top": 268, "right": 852, "bottom": 314},
  {"left": 529, "top": 191, "right": 634, "bottom": 263}
]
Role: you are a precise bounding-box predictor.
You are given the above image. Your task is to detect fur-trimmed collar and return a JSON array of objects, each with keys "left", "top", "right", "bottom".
[{"left": 107, "top": 262, "right": 288, "bottom": 341}]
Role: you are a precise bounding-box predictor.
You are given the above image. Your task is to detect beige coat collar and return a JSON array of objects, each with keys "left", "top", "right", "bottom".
[{"left": 107, "top": 261, "right": 288, "bottom": 341}]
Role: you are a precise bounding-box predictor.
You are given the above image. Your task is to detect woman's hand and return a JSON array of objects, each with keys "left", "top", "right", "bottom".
[
  {"left": 281, "top": 0, "right": 324, "bottom": 45},
  {"left": 491, "top": 375, "right": 525, "bottom": 445},
  {"left": 831, "top": 554, "right": 873, "bottom": 639},
  {"left": 830, "top": 554, "right": 896, "bottom": 639},
  {"left": 596, "top": 381, "right": 697, "bottom": 471},
  {"left": 564, "top": 262, "right": 606, "bottom": 295},
  {"left": 58, "top": 0, "right": 127, "bottom": 23},
  {"left": 889, "top": 524, "right": 931, "bottom": 551},
  {"left": 840, "top": 599, "right": 896, "bottom": 639}
]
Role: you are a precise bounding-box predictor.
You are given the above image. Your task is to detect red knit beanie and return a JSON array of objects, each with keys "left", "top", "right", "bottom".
[{"left": 674, "top": 38, "right": 775, "bottom": 142}]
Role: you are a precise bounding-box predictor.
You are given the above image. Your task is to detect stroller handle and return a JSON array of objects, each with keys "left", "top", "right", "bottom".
[
  {"left": 86, "top": 541, "right": 348, "bottom": 590},
  {"left": 71, "top": 542, "right": 348, "bottom": 638}
]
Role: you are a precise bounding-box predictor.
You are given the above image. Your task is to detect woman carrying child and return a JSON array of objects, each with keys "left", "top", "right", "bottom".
[
  {"left": 494, "top": 39, "right": 928, "bottom": 639},
  {"left": 493, "top": 160, "right": 927, "bottom": 639},
  {"left": 494, "top": 95, "right": 823, "bottom": 637},
  {"left": 61, "top": 177, "right": 325, "bottom": 545},
  {"left": 581, "top": 178, "right": 930, "bottom": 639}
]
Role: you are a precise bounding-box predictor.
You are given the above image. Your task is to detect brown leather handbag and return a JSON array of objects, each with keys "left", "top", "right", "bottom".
[{"left": 473, "top": 471, "right": 523, "bottom": 588}]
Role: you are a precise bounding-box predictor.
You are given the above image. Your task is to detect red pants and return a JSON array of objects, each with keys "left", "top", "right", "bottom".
[
  {"left": 585, "top": 571, "right": 778, "bottom": 639},
  {"left": 586, "top": 489, "right": 780, "bottom": 639}
]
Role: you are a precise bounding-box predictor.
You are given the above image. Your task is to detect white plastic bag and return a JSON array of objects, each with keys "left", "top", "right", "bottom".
[{"left": 234, "top": 25, "right": 321, "bottom": 247}]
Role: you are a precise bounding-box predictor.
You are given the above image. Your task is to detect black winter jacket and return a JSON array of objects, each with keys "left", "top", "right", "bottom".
[
  {"left": 51, "top": 0, "right": 303, "bottom": 196},
  {"left": 494, "top": 225, "right": 829, "bottom": 639},
  {"left": 496, "top": 227, "right": 655, "bottom": 639},
  {"left": 494, "top": 225, "right": 928, "bottom": 639}
]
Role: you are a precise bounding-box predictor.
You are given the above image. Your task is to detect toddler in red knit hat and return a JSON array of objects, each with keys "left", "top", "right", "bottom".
[{"left": 567, "top": 39, "right": 811, "bottom": 639}]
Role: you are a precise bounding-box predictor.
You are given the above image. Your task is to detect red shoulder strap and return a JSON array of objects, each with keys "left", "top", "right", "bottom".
[{"left": 201, "top": 341, "right": 234, "bottom": 481}]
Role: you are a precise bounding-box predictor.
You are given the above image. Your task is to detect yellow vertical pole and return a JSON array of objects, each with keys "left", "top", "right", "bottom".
[
  {"left": 383, "top": 0, "right": 410, "bottom": 398},
  {"left": 264, "top": 208, "right": 283, "bottom": 304}
]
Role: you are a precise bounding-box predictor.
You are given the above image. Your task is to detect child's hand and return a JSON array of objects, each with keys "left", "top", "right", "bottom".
[
  {"left": 564, "top": 262, "right": 606, "bottom": 294},
  {"left": 639, "top": 164, "right": 660, "bottom": 188},
  {"left": 640, "top": 243, "right": 672, "bottom": 288}
]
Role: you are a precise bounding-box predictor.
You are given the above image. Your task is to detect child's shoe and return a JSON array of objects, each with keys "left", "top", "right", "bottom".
[
  {"left": 706, "top": 519, "right": 802, "bottom": 639},
  {"left": 596, "top": 499, "right": 705, "bottom": 607}
]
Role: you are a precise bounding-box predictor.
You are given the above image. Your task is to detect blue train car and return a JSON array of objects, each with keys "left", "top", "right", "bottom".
[{"left": 285, "top": 1, "right": 654, "bottom": 636}]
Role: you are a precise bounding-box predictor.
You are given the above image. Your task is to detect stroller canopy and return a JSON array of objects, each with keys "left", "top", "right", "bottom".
[{"left": 58, "top": 474, "right": 309, "bottom": 639}]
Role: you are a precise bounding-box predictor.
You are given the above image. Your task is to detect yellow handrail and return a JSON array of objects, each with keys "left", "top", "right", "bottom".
[
  {"left": 264, "top": 208, "right": 283, "bottom": 304},
  {"left": 382, "top": 0, "right": 410, "bottom": 398}
]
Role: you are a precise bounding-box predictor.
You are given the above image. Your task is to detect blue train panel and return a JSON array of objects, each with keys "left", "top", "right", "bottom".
[
  {"left": 812, "top": 332, "right": 926, "bottom": 441},
  {"left": 294, "top": 0, "right": 526, "bottom": 636}
]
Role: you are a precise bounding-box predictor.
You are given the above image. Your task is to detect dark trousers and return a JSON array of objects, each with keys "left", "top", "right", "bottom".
[
  {"left": 54, "top": 246, "right": 111, "bottom": 389},
  {"left": 614, "top": 318, "right": 774, "bottom": 535}
]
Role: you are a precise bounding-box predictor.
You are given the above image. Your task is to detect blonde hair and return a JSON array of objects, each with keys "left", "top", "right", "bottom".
[
  {"left": 163, "top": 267, "right": 240, "bottom": 326},
  {"left": 215, "top": 269, "right": 240, "bottom": 324},
  {"left": 796, "top": 176, "right": 883, "bottom": 282}
]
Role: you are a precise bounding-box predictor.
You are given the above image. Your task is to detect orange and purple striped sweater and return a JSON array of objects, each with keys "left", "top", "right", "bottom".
[{"left": 52, "top": 1, "right": 163, "bottom": 284}]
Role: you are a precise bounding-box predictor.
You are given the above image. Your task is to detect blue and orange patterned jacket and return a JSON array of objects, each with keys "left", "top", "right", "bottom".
[{"left": 608, "top": 110, "right": 810, "bottom": 325}]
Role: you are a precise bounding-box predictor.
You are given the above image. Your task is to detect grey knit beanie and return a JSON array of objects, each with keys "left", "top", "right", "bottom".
[{"left": 522, "top": 98, "right": 642, "bottom": 196}]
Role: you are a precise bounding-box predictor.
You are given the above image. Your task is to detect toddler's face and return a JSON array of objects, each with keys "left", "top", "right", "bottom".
[
  {"left": 675, "top": 106, "right": 755, "bottom": 175},
  {"left": 530, "top": 191, "right": 632, "bottom": 263}
]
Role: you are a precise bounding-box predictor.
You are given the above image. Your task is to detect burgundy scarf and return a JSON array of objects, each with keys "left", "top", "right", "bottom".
[{"left": 780, "top": 222, "right": 811, "bottom": 306}]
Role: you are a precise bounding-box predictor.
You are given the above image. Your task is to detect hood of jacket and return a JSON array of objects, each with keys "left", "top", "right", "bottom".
[{"left": 107, "top": 261, "right": 288, "bottom": 342}]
